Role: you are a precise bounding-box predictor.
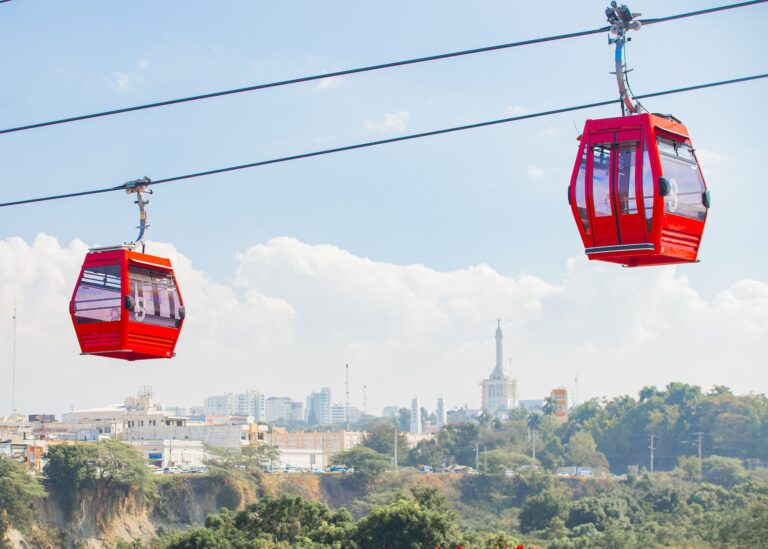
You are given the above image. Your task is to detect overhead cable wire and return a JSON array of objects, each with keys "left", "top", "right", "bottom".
[
  {"left": 2, "top": 0, "right": 766, "bottom": 136},
  {"left": 1, "top": 72, "right": 765, "bottom": 210}
]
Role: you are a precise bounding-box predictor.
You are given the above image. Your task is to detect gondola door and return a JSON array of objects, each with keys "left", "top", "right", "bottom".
[
  {"left": 586, "top": 132, "right": 617, "bottom": 248},
  {"left": 586, "top": 130, "right": 648, "bottom": 253},
  {"left": 612, "top": 130, "right": 646, "bottom": 246}
]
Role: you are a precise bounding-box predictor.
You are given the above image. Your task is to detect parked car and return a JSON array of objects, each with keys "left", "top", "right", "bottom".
[{"left": 162, "top": 466, "right": 184, "bottom": 474}]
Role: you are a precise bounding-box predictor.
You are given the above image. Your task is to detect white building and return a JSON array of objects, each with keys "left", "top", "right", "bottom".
[
  {"left": 306, "top": 387, "right": 332, "bottom": 426},
  {"left": 203, "top": 390, "right": 265, "bottom": 420},
  {"left": 481, "top": 320, "right": 518, "bottom": 417},
  {"left": 203, "top": 393, "right": 237, "bottom": 416},
  {"left": 331, "top": 404, "right": 363, "bottom": 425},
  {"left": 410, "top": 397, "right": 422, "bottom": 434},
  {"left": 236, "top": 391, "right": 266, "bottom": 421},
  {"left": 436, "top": 397, "right": 447, "bottom": 431},
  {"left": 265, "top": 397, "right": 303, "bottom": 423},
  {"left": 382, "top": 406, "right": 399, "bottom": 418},
  {"left": 130, "top": 439, "right": 209, "bottom": 469},
  {"left": 65, "top": 389, "right": 249, "bottom": 451}
]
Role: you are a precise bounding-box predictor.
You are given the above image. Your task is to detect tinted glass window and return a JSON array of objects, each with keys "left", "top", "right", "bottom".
[
  {"left": 128, "top": 266, "right": 182, "bottom": 328},
  {"left": 592, "top": 146, "right": 612, "bottom": 217},
  {"left": 658, "top": 137, "right": 707, "bottom": 221},
  {"left": 73, "top": 264, "right": 121, "bottom": 324},
  {"left": 574, "top": 150, "right": 589, "bottom": 232},
  {"left": 616, "top": 143, "right": 638, "bottom": 215},
  {"left": 642, "top": 147, "right": 654, "bottom": 232}
]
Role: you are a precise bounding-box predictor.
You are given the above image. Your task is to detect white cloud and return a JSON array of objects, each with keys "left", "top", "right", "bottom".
[
  {"left": 0, "top": 235, "right": 765, "bottom": 418},
  {"left": 526, "top": 165, "right": 546, "bottom": 178},
  {"left": 105, "top": 60, "right": 150, "bottom": 91},
  {"left": 363, "top": 111, "right": 411, "bottom": 133},
  {"left": 107, "top": 71, "right": 133, "bottom": 91},
  {"left": 505, "top": 105, "right": 527, "bottom": 116},
  {"left": 315, "top": 76, "right": 343, "bottom": 91}
]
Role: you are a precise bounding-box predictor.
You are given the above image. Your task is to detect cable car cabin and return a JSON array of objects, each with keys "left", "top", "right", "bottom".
[
  {"left": 568, "top": 113, "right": 710, "bottom": 267},
  {"left": 69, "top": 246, "right": 185, "bottom": 360}
]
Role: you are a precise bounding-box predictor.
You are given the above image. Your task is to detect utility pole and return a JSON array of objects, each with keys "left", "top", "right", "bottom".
[
  {"left": 475, "top": 441, "right": 479, "bottom": 471},
  {"left": 11, "top": 297, "right": 17, "bottom": 414},
  {"left": 532, "top": 429, "right": 537, "bottom": 460},
  {"left": 649, "top": 434, "right": 657, "bottom": 473},
  {"left": 345, "top": 364, "right": 350, "bottom": 432},
  {"left": 393, "top": 427, "right": 398, "bottom": 470},
  {"left": 695, "top": 431, "right": 704, "bottom": 479}
]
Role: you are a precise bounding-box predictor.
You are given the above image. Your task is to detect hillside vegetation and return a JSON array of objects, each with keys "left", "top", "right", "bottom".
[{"left": 1, "top": 383, "right": 766, "bottom": 548}]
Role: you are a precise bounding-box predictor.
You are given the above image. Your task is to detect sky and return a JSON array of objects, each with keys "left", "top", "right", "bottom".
[{"left": 0, "top": 1, "right": 766, "bottom": 417}]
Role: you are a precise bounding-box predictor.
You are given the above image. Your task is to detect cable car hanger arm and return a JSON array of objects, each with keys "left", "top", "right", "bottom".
[
  {"left": 605, "top": 2, "right": 643, "bottom": 115},
  {"left": 124, "top": 177, "right": 152, "bottom": 252}
]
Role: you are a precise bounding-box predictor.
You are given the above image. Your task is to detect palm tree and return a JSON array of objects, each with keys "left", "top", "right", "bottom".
[{"left": 542, "top": 396, "right": 557, "bottom": 416}]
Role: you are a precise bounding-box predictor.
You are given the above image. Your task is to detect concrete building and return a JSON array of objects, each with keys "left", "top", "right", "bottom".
[
  {"left": 236, "top": 390, "right": 266, "bottom": 421},
  {"left": 204, "top": 390, "right": 265, "bottom": 420},
  {"left": 265, "top": 427, "right": 364, "bottom": 466},
  {"left": 480, "top": 320, "right": 518, "bottom": 417},
  {"left": 410, "top": 397, "right": 422, "bottom": 434},
  {"left": 551, "top": 387, "right": 569, "bottom": 423},
  {"left": 130, "top": 439, "right": 209, "bottom": 469},
  {"left": 265, "top": 397, "right": 298, "bottom": 423},
  {"left": 331, "top": 404, "right": 362, "bottom": 425},
  {"left": 382, "top": 406, "right": 399, "bottom": 419},
  {"left": 436, "top": 397, "right": 447, "bottom": 431},
  {"left": 306, "top": 387, "right": 332, "bottom": 426},
  {"left": 203, "top": 393, "right": 237, "bottom": 416},
  {"left": 518, "top": 400, "right": 544, "bottom": 412}
]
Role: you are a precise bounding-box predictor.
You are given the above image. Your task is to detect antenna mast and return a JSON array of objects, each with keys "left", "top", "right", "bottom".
[
  {"left": 345, "top": 363, "right": 350, "bottom": 431},
  {"left": 11, "top": 297, "right": 17, "bottom": 414}
]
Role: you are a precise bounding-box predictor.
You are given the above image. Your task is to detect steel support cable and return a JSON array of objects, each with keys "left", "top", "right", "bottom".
[
  {"left": 1, "top": 0, "right": 766, "bottom": 136},
  {"left": 1, "top": 72, "right": 765, "bottom": 209}
]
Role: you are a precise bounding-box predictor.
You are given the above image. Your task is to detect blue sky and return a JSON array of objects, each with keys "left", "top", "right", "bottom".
[{"left": 0, "top": 1, "right": 766, "bottom": 414}]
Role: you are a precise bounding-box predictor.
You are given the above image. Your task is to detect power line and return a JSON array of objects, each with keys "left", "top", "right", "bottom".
[
  {"left": 0, "top": 72, "right": 765, "bottom": 209},
  {"left": 1, "top": 0, "right": 766, "bottom": 136}
]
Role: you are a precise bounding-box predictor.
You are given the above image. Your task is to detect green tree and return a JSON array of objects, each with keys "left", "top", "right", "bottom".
[
  {"left": 539, "top": 436, "right": 566, "bottom": 470},
  {"left": 408, "top": 438, "right": 444, "bottom": 468},
  {"left": 519, "top": 489, "right": 568, "bottom": 533},
  {"left": 354, "top": 495, "right": 458, "bottom": 549},
  {"left": 233, "top": 495, "right": 353, "bottom": 545},
  {"left": 0, "top": 457, "right": 46, "bottom": 545},
  {"left": 542, "top": 396, "right": 557, "bottom": 416},
  {"left": 438, "top": 423, "right": 479, "bottom": 467},
  {"left": 331, "top": 446, "right": 390, "bottom": 489},
  {"left": 397, "top": 408, "right": 411, "bottom": 432},
  {"left": 701, "top": 455, "right": 748, "bottom": 487},
  {"left": 717, "top": 500, "right": 768, "bottom": 548},
  {"left": 44, "top": 443, "right": 96, "bottom": 517},
  {"left": 93, "top": 440, "right": 154, "bottom": 496},
  {"left": 363, "top": 423, "right": 408, "bottom": 464},
  {"left": 45, "top": 441, "right": 153, "bottom": 519},
  {"left": 483, "top": 449, "right": 536, "bottom": 476},
  {"left": 564, "top": 431, "right": 609, "bottom": 471}
]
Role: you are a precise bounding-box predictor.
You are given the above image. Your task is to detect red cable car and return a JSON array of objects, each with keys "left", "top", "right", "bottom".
[
  {"left": 69, "top": 179, "right": 185, "bottom": 360},
  {"left": 568, "top": 112, "right": 709, "bottom": 266},
  {"left": 569, "top": 3, "right": 710, "bottom": 266}
]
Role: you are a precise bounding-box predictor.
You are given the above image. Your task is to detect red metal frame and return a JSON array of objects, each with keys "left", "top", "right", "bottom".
[
  {"left": 69, "top": 247, "right": 185, "bottom": 361},
  {"left": 568, "top": 113, "right": 708, "bottom": 267}
]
